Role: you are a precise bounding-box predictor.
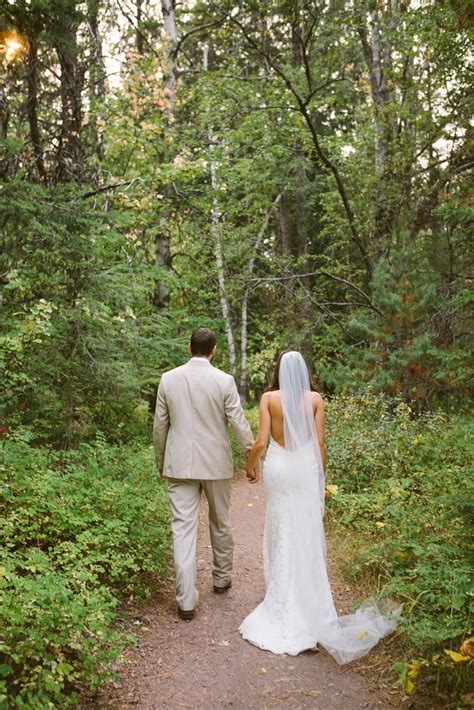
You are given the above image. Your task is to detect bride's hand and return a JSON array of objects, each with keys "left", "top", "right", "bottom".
[{"left": 246, "top": 466, "right": 260, "bottom": 484}]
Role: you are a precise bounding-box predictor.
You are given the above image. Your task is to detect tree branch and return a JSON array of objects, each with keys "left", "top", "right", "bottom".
[
  {"left": 247, "top": 270, "right": 382, "bottom": 316},
  {"left": 115, "top": 0, "right": 161, "bottom": 59},
  {"left": 172, "top": 17, "right": 227, "bottom": 60},
  {"left": 79, "top": 178, "right": 143, "bottom": 200},
  {"left": 228, "top": 14, "right": 372, "bottom": 281}
]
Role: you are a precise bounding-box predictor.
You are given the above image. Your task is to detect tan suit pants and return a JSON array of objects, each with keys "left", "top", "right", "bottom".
[{"left": 167, "top": 478, "right": 234, "bottom": 611}]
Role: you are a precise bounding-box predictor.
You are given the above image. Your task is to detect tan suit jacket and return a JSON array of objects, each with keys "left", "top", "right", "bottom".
[{"left": 153, "top": 358, "right": 253, "bottom": 479}]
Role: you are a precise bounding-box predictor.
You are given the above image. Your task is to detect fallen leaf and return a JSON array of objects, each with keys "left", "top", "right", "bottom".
[{"left": 444, "top": 649, "right": 471, "bottom": 663}]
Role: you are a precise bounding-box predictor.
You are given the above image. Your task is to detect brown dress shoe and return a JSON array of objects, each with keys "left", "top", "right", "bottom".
[
  {"left": 178, "top": 607, "right": 195, "bottom": 621},
  {"left": 213, "top": 580, "right": 232, "bottom": 594}
]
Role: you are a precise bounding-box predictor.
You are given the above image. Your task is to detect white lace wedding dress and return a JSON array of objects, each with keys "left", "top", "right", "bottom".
[{"left": 239, "top": 352, "right": 400, "bottom": 664}]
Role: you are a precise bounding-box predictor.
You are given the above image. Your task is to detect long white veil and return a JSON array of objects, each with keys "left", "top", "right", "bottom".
[
  {"left": 279, "top": 351, "right": 326, "bottom": 512},
  {"left": 277, "top": 351, "right": 401, "bottom": 664}
]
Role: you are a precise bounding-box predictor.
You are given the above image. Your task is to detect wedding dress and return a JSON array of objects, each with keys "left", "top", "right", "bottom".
[{"left": 239, "top": 352, "right": 400, "bottom": 663}]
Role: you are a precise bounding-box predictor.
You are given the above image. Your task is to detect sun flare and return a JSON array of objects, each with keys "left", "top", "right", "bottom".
[{"left": 0, "top": 31, "right": 27, "bottom": 63}]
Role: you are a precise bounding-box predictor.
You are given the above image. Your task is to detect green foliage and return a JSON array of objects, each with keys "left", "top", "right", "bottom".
[
  {"left": 324, "top": 393, "right": 473, "bottom": 702},
  {"left": 315, "top": 247, "right": 473, "bottom": 407},
  {"left": 0, "top": 434, "right": 172, "bottom": 706},
  {"left": 1, "top": 0, "right": 473, "bottom": 705},
  {"left": 0, "top": 180, "right": 194, "bottom": 446}
]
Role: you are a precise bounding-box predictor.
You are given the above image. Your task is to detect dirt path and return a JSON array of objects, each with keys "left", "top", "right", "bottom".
[{"left": 103, "top": 471, "right": 402, "bottom": 709}]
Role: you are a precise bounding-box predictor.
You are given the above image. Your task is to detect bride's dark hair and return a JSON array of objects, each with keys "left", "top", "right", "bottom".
[{"left": 266, "top": 349, "right": 318, "bottom": 392}]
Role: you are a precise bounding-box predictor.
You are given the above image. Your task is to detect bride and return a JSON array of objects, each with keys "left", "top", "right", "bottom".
[{"left": 239, "top": 350, "right": 400, "bottom": 663}]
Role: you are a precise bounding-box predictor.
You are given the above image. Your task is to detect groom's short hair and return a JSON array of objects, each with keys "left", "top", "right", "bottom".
[{"left": 190, "top": 327, "right": 217, "bottom": 356}]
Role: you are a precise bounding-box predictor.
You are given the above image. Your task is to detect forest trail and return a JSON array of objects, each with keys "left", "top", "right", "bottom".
[{"left": 103, "top": 471, "right": 402, "bottom": 710}]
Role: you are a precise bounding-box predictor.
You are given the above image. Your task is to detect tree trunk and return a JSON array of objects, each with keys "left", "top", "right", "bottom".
[
  {"left": 87, "top": 0, "right": 106, "bottom": 164},
  {"left": 204, "top": 45, "right": 237, "bottom": 379},
  {"left": 0, "top": 73, "right": 8, "bottom": 140},
  {"left": 154, "top": 234, "right": 171, "bottom": 309},
  {"left": 26, "top": 38, "right": 46, "bottom": 181},
  {"left": 276, "top": 194, "right": 295, "bottom": 314},
  {"left": 293, "top": 142, "right": 313, "bottom": 366},
  {"left": 291, "top": 17, "right": 313, "bottom": 365},
  {"left": 357, "top": 6, "right": 398, "bottom": 254},
  {"left": 55, "top": 12, "right": 85, "bottom": 182},
  {"left": 136, "top": 0, "right": 144, "bottom": 54},
  {"left": 240, "top": 194, "right": 282, "bottom": 402},
  {"left": 0, "top": 71, "right": 10, "bottom": 179},
  {"left": 160, "top": 0, "right": 178, "bottom": 111},
  {"left": 153, "top": 0, "right": 179, "bottom": 310},
  {"left": 211, "top": 172, "right": 237, "bottom": 380}
]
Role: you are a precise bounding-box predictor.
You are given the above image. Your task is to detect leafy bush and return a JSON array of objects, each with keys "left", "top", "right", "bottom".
[
  {"left": 0, "top": 433, "right": 171, "bottom": 707},
  {"left": 0, "top": 557, "right": 120, "bottom": 707},
  {"left": 324, "top": 393, "right": 473, "bottom": 704}
]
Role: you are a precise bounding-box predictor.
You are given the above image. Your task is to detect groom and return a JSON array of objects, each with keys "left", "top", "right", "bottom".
[{"left": 153, "top": 327, "right": 257, "bottom": 620}]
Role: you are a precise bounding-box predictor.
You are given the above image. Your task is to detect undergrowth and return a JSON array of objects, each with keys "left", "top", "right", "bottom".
[
  {"left": 323, "top": 393, "right": 473, "bottom": 706},
  {"left": 2, "top": 393, "right": 472, "bottom": 706},
  {"left": 0, "top": 433, "right": 171, "bottom": 707}
]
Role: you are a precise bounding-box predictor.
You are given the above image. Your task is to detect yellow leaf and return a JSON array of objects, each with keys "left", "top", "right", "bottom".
[
  {"left": 375, "top": 521, "right": 385, "bottom": 528},
  {"left": 444, "top": 649, "right": 471, "bottom": 663},
  {"left": 326, "top": 484, "right": 339, "bottom": 497},
  {"left": 408, "top": 661, "right": 421, "bottom": 678},
  {"left": 405, "top": 679, "right": 415, "bottom": 694}
]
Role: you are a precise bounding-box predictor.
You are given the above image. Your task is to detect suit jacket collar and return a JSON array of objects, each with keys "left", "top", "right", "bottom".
[{"left": 189, "top": 357, "right": 211, "bottom": 365}]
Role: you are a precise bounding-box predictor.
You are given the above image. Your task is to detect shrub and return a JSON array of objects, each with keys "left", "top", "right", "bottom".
[
  {"left": 0, "top": 433, "right": 171, "bottom": 707},
  {"left": 324, "top": 393, "right": 473, "bottom": 704}
]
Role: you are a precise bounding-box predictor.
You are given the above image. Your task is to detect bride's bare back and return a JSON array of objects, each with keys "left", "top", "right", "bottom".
[
  {"left": 267, "top": 391, "right": 291, "bottom": 446},
  {"left": 245, "top": 355, "right": 327, "bottom": 479},
  {"left": 246, "top": 388, "right": 326, "bottom": 477},
  {"left": 261, "top": 390, "right": 325, "bottom": 453}
]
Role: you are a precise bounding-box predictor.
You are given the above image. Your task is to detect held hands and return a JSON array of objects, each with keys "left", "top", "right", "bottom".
[
  {"left": 246, "top": 466, "right": 260, "bottom": 484},
  {"left": 245, "top": 443, "right": 261, "bottom": 484},
  {"left": 246, "top": 459, "right": 261, "bottom": 484}
]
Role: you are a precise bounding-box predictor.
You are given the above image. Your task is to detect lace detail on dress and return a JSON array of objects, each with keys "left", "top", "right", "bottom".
[{"left": 239, "top": 440, "right": 400, "bottom": 662}]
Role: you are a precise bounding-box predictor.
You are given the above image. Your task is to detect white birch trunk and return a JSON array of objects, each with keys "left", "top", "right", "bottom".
[
  {"left": 160, "top": 0, "right": 178, "bottom": 111},
  {"left": 370, "top": 10, "right": 387, "bottom": 176},
  {"left": 154, "top": 0, "right": 178, "bottom": 310},
  {"left": 240, "top": 193, "right": 282, "bottom": 401},
  {"left": 203, "top": 45, "right": 237, "bottom": 379}
]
